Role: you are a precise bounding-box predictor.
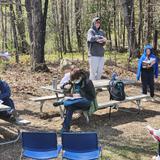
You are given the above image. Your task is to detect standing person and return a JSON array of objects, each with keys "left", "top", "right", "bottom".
[
  {"left": 87, "top": 17, "right": 106, "bottom": 80},
  {"left": 136, "top": 44, "right": 158, "bottom": 100}
]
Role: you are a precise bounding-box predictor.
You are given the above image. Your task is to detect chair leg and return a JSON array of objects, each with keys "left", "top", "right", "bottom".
[
  {"left": 83, "top": 111, "right": 89, "bottom": 123},
  {"left": 109, "top": 107, "right": 112, "bottom": 120},
  {"left": 59, "top": 105, "right": 64, "bottom": 119},
  {"left": 136, "top": 100, "right": 141, "bottom": 113},
  {"left": 19, "top": 151, "right": 23, "bottom": 160},
  {"left": 40, "top": 101, "right": 45, "bottom": 113}
]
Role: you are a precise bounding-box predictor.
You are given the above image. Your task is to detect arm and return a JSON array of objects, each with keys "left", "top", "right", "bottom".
[
  {"left": 87, "top": 29, "right": 101, "bottom": 43},
  {"left": 85, "top": 80, "right": 96, "bottom": 100},
  {"left": 0, "top": 81, "right": 11, "bottom": 99},
  {"left": 59, "top": 73, "right": 70, "bottom": 88},
  {"left": 96, "top": 31, "right": 106, "bottom": 45},
  {"left": 154, "top": 58, "right": 159, "bottom": 78}
]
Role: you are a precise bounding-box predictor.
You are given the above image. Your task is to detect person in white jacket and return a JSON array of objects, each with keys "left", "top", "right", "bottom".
[{"left": 147, "top": 126, "right": 160, "bottom": 160}]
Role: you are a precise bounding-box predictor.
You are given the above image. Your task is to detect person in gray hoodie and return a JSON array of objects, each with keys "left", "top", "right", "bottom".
[{"left": 87, "top": 17, "right": 106, "bottom": 80}]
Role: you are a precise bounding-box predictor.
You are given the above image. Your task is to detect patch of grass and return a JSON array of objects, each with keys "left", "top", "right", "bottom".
[{"left": 102, "top": 143, "right": 157, "bottom": 160}]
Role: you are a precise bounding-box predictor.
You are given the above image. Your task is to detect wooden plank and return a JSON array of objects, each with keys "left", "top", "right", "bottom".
[
  {"left": 98, "top": 94, "right": 150, "bottom": 109},
  {"left": 29, "top": 94, "right": 64, "bottom": 102},
  {"left": 41, "top": 79, "right": 136, "bottom": 92}
]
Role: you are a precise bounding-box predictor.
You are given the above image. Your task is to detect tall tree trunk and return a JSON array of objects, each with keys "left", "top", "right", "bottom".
[
  {"left": 25, "top": 0, "right": 33, "bottom": 44},
  {"left": 0, "top": 6, "right": 5, "bottom": 51},
  {"left": 66, "top": 0, "right": 72, "bottom": 52},
  {"left": 108, "top": 21, "right": 112, "bottom": 51},
  {"left": 122, "top": 19, "right": 126, "bottom": 48},
  {"left": 51, "top": 0, "right": 61, "bottom": 55},
  {"left": 30, "top": 0, "right": 49, "bottom": 72},
  {"left": 113, "top": 0, "right": 118, "bottom": 50},
  {"left": 15, "top": 0, "right": 29, "bottom": 53},
  {"left": 9, "top": 1, "right": 19, "bottom": 63},
  {"left": 153, "top": 30, "right": 158, "bottom": 52},
  {"left": 120, "top": 0, "right": 137, "bottom": 59},
  {"left": 75, "top": 0, "right": 83, "bottom": 52},
  {"left": 138, "top": 0, "right": 143, "bottom": 48},
  {"left": 4, "top": 5, "right": 7, "bottom": 49},
  {"left": 60, "top": 0, "right": 66, "bottom": 53},
  {"left": 145, "top": 0, "right": 153, "bottom": 44}
]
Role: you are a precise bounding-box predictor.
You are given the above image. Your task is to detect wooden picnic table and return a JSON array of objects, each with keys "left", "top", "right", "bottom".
[
  {"left": 38, "top": 79, "right": 137, "bottom": 118},
  {"left": 41, "top": 79, "right": 136, "bottom": 92}
]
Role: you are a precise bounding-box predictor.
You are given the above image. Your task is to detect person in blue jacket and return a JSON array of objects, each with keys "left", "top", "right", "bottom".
[
  {"left": 0, "top": 80, "right": 17, "bottom": 120},
  {"left": 136, "top": 44, "right": 158, "bottom": 99}
]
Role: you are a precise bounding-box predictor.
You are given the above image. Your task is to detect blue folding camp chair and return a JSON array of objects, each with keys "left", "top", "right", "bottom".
[
  {"left": 62, "top": 132, "right": 101, "bottom": 160},
  {"left": 21, "top": 132, "right": 61, "bottom": 160}
]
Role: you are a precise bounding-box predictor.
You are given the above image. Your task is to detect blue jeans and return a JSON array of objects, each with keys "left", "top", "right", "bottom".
[{"left": 63, "top": 98, "right": 91, "bottom": 131}]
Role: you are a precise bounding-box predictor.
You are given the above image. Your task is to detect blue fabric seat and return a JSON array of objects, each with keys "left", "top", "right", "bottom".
[
  {"left": 62, "top": 132, "right": 101, "bottom": 160},
  {"left": 21, "top": 132, "right": 61, "bottom": 159}
]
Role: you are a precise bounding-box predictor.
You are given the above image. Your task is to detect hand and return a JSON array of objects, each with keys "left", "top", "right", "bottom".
[
  {"left": 96, "top": 38, "right": 106, "bottom": 43},
  {"left": 155, "top": 78, "right": 158, "bottom": 83},
  {"left": 151, "top": 60, "right": 156, "bottom": 66}
]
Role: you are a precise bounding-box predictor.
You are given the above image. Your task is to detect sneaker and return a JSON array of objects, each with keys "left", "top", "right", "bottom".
[
  {"left": 53, "top": 101, "right": 63, "bottom": 107},
  {"left": 150, "top": 97, "right": 156, "bottom": 102},
  {"left": 142, "top": 98, "right": 148, "bottom": 102}
]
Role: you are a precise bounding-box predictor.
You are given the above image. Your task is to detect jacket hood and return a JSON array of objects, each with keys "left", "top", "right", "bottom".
[
  {"left": 91, "top": 17, "right": 100, "bottom": 31},
  {"left": 142, "top": 44, "right": 153, "bottom": 56}
]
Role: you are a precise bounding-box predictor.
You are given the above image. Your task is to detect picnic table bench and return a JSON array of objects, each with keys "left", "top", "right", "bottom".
[
  {"left": 97, "top": 94, "right": 150, "bottom": 119},
  {"left": 29, "top": 94, "right": 64, "bottom": 118}
]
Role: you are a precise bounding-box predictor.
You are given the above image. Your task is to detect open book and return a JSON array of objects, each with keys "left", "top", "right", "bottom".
[
  {"left": 142, "top": 57, "right": 156, "bottom": 68},
  {"left": 64, "top": 96, "right": 83, "bottom": 100}
]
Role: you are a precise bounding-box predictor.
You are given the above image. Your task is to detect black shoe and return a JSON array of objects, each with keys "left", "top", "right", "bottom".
[{"left": 53, "top": 101, "right": 63, "bottom": 107}]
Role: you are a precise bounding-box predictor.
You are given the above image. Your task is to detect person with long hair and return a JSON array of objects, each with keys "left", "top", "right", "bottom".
[{"left": 61, "top": 69, "right": 96, "bottom": 132}]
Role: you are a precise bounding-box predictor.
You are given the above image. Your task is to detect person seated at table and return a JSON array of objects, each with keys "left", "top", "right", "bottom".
[
  {"left": 55, "top": 68, "right": 96, "bottom": 132},
  {"left": 0, "top": 80, "right": 18, "bottom": 121}
]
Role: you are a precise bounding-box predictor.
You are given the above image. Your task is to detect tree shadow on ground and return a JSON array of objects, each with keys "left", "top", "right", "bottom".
[
  {"left": 17, "top": 109, "right": 61, "bottom": 119},
  {"left": 71, "top": 107, "right": 160, "bottom": 159},
  {"left": 72, "top": 107, "right": 160, "bottom": 129}
]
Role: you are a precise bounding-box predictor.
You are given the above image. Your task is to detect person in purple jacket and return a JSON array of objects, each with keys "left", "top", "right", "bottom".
[{"left": 0, "top": 80, "right": 17, "bottom": 120}]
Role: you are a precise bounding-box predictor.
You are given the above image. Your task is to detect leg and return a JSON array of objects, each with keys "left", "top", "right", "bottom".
[
  {"left": 3, "top": 97, "right": 15, "bottom": 110},
  {"left": 141, "top": 71, "right": 147, "bottom": 95},
  {"left": 62, "top": 98, "right": 91, "bottom": 131},
  {"left": 62, "top": 107, "right": 74, "bottom": 131},
  {"left": 148, "top": 72, "right": 154, "bottom": 97},
  {"left": 89, "top": 56, "right": 99, "bottom": 80},
  {"left": 97, "top": 57, "right": 105, "bottom": 80}
]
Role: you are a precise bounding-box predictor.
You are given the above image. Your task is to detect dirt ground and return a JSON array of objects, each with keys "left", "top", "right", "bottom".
[{"left": 0, "top": 62, "right": 160, "bottom": 160}]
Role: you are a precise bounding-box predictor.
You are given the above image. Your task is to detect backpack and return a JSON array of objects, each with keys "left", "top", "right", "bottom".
[{"left": 108, "top": 80, "right": 125, "bottom": 101}]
